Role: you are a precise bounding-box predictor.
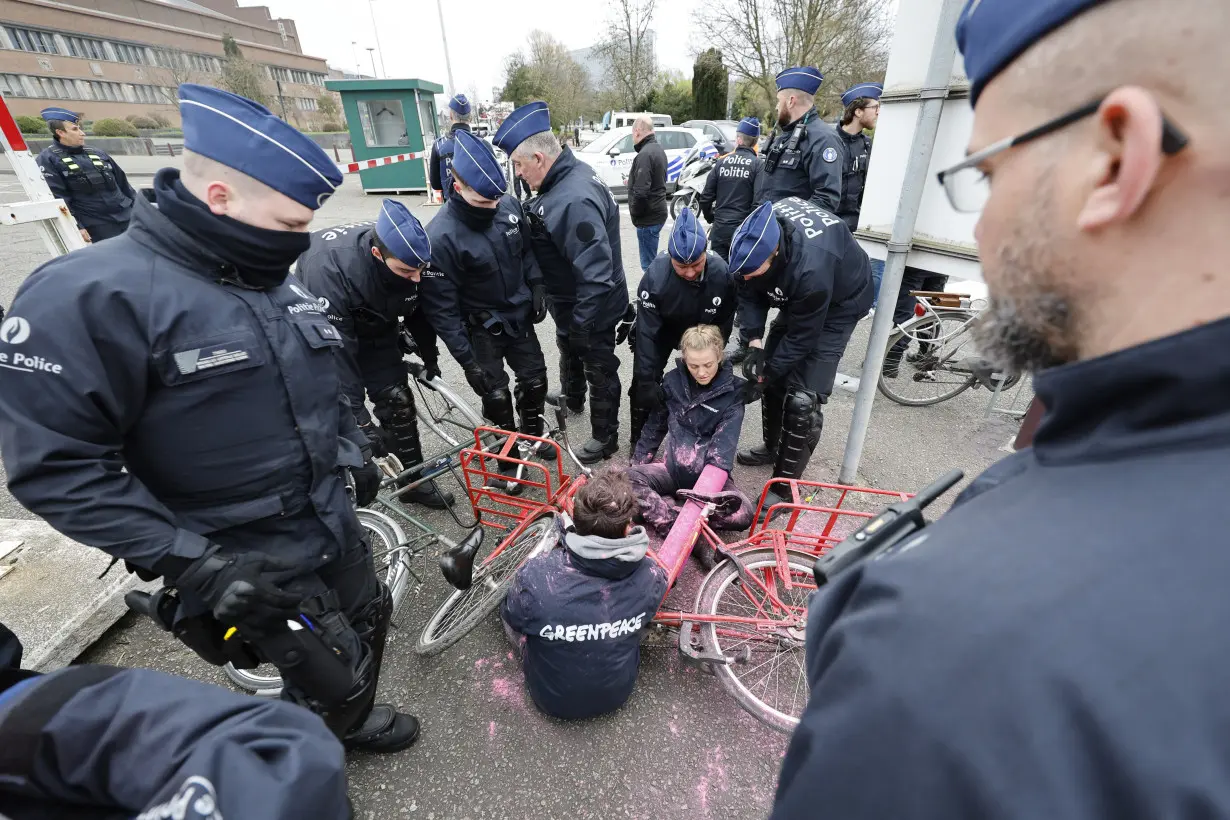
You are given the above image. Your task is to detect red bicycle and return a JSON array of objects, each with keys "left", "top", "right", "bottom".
[{"left": 416, "top": 396, "right": 911, "bottom": 732}]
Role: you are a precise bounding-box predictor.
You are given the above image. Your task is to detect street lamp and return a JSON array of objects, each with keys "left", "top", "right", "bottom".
[
  {"left": 434, "top": 0, "right": 456, "bottom": 95},
  {"left": 351, "top": 40, "right": 361, "bottom": 78},
  {"left": 366, "top": 47, "right": 378, "bottom": 80},
  {"left": 368, "top": 0, "right": 388, "bottom": 79}
]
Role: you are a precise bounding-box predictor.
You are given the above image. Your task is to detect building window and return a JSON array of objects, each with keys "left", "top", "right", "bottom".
[
  {"left": 4, "top": 26, "right": 59, "bottom": 55},
  {"left": 85, "top": 80, "right": 125, "bottom": 102},
  {"left": 153, "top": 49, "right": 186, "bottom": 70},
  {"left": 110, "top": 42, "right": 149, "bottom": 65},
  {"left": 187, "top": 53, "right": 219, "bottom": 73},
  {"left": 358, "top": 99, "right": 408, "bottom": 148},
  {"left": 290, "top": 69, "right": 310, "bottom": 84},
  {"left": 130, "top": 83, "right": 163, "bottom": 104},
  {"left": 269, "top": 66, "right": 291, "bottom": 83},
  {"left": 296, "top": 96, "right": 318, "bottom": 111},
  {"left": 64, "top": 35, "right": 106, "bottom": 61},
  {"left": 0, "top": 73, "right": 29, "bottom": 97},
  {"left": 29, "top": 76, "right": 80, "bottom": 99}
]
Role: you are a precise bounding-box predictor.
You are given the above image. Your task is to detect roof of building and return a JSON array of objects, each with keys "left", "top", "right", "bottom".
[{"left": 153, "top": 0, "right": 245, "bottom": 25}]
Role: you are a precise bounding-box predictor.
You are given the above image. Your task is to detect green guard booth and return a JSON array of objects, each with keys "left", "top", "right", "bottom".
[{"left": 325, "top": 77, "right": 445, "bottom": 194}]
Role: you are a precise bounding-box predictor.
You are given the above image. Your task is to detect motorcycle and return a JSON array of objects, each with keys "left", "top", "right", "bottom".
[{"left": 670, "top": 147, "right": 715, "bottom": 220}]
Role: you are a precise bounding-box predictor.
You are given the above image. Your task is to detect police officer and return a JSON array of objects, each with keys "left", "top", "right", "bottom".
[
  {"left": 0, "top": 84, "right": 418, "bottom": 753},
  {"left": 493, "top": 101, "right": 629, "bottom": 464},
  {"left": 420, "top": 130, "right": 550, "bottom": 479},
  {"left": 630, "top": 207, "right": 736, "bottom": 450},
  {"left": 835, "top": 82, "right": 882, "bottom": 232},
  {"left": 699, "top": 117, "right": 763, "bottom": 261},
  {"left": 732, "top": 198, "right": 871, "bottom": 510},
  {"left": 35, "top": 106, "right": 135, "bottom": 243},
  {"left": 772, "top": 0, "right": 1230, "bottom": 815},
  {"left": 756, "top": 67, "right": 845, "bottom": 210},
  {"left": 428, "top": 93, "right": 473, "bottom": 203},
  {"left": 0, "top": 621, "right": 350, "bottom": 818},
  {"left": 296, "top": 201, "right": 455, "bottom": 509}
]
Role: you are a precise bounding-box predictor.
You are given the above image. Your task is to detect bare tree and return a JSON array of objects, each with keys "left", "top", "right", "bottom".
[
  {"left": 147, "top": 48, "right": 207, "bottom": 114},
  {"left": 525, "top": 31, "right": 592, "bottom": 129},
  {"left": 700, "top": 0, "right": 892, "bottom": 119},
  {"left": 593, "top": 0, "right": 658, "bottom": 110}
]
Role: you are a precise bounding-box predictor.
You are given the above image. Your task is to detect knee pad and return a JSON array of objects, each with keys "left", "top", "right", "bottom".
[
  {"left": 373, "top": 383, "right": 415, "bottom": 426},
  {"left": 482, "top": 388, "right": 516, "bottom": 431},
  {"left": 782, "top": 388, "right": 818, "bottom": 419},
  {"left": 515, "top": 372, "right": 549, "bottom": 404}
]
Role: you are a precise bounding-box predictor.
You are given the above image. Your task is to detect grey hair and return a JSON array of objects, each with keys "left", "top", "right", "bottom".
[
  {"left": 634, "top": 115, "right": 655, "bottom": 133},
  {"left": 512, "top": 131, "right": 562, "bottom": 162},
  {"left": 736, "top": 133, "right": 757, "bottom": 148}
]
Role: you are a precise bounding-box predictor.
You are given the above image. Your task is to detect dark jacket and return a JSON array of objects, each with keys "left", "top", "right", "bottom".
[
  {"left": 36, "top": 142, "right": 135, "bottom": 231},
  {"left": 635, "top": 359, "right": 745, "bottom": 487},
  {"left": 739, "top": 198, "right": 872, "bottom": 383},
  {"left": 502, "top": 528, "right": 668, "bottom": 720},
  {"left": 428, "top": 121, "right": 473, "bottom": 202},
  {"left": 836, "top": 127, "right": 873, "bottom": 231},
  {"left": 756, "top": 109, "right": 844, "bottom": 210},
  {"left": 0, "top": 650, "right": 348, "bottom": 819},
  {"left": 420, "top": 195, "right": 542, "bottom": 367},
  {"left": 773, "top": 316, "right": 1230, "bottom": 820},
  {"left": 0, "top": 192, "right": 365, "bottom": 570},
  {"left": 628, "top": 134, "right": 668, "bottom": 227},
  {"left": 699, "top": 145, "right": 762, "bottom": 228},
  {"left": 295, "top": 222, "right": 438, "bottom": 424},
  {"left": 526, "top": 146, "right": 628, "bottom": 333},
  {"left": 634, "top": 252, "right": 737, "bottom": 384}
]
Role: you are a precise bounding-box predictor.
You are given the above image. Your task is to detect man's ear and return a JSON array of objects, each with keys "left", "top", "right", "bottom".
[
  {"left": 1077, "top": 86, "right": 1167, "bottom": 231},
  {"left": 202, "top": 180, "right": 233, "bottom": 216},
  {"left": 370, "top": 245, "right": 384, "bottom": 265}
]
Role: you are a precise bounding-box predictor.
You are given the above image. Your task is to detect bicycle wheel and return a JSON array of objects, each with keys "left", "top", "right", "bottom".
[
  {"left": 696, "top": 547, "right": 816, "bottom": 734},
  {"left": 223, "top": 508, "right": 414, "bottom": 696},
  {"left": 878, "top": 310, "right": 979, "bottom": 407},
  {"left": 416, "top": 512, "right": 557, "bottom": 657},
  {"left": 413, "top": 376, "right": 484, "bottom": 448}
]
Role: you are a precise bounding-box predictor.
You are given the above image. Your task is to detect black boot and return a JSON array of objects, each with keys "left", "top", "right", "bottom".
[
  {"left": 760, "top": 391, "right": 823, "bottom": 525},
  {"left": 401, "top": 481, "right": 455, "bottom": 509},
  {"left": 483, "top": 388, "right": 523, "bottom": 495},
  {"left": 388, "top": 424, "right": 456, "bottom": 509},
  {"left": 578, "top": 382, "right": 618, "bottom": 465},
  {"left": 737, "top": 390, "right": 784, "bottom": 466},
  {"left": 556, "top": 337, "right": 587, "bottom": 414}
]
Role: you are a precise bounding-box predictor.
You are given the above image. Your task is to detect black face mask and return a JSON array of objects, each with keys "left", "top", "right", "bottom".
[
  {"left": 371, "top": 250, "right": 420, "bottom": 294},
  {"left": 154, "top": 169, "right": 311, "bottom": 290},
  {"left": 450, "top": 194, "right": 499, "bottom": 229}
]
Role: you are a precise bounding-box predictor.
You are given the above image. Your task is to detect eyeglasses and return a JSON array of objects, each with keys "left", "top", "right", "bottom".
[{"left": 936, "top": 96, "right": 1190, "bottom": 213}]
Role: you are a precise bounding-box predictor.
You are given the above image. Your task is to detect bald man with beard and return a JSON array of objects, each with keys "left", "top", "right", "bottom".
[{"left": 771, "top": 1, "right": 1230, "bottom": 818}]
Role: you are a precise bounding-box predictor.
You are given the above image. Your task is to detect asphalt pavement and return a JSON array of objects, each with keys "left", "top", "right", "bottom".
[{"left": 1, "top": 165, "right": 1027, "bottom": 818}]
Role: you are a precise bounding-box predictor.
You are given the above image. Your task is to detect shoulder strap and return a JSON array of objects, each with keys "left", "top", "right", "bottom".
[{"left": 0, "top": 665, "right": 123, "bottom": 781}]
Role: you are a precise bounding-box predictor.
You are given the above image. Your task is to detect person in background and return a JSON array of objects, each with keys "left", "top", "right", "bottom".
[
  {"left": 501, "top": 469, "right": 668, "bottom": 720},
  {"left": 756, "top": 67, "right": 845, "bottom": 210},
  {"left": 627, "top": 115, "right": 669, "bottom": 274},
  {"left": 428, "top": 93, "right": 473, "bottom": 203},
  {"left": 836, "top": 82, "right": 884, "bottom": 308},
  {"left": 35, "top": 107, "right": 135, "bottom": 243},
  {"left": 630, "top": 325, "right": 754, "bottom": 564},
  {"left": 0, "top": 621, "right": 351, "bottom": 819}
]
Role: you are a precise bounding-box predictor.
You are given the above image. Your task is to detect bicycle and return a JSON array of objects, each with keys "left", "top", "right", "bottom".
[
  {"left": 878, "top": 292, "right": 1022, "bottom": 407},
  {"left": 416, "top": 394, "right": 914, "bottom": 733}
]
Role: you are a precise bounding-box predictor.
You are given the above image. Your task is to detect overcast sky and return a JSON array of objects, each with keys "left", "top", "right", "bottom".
[{"left": 243, "top": 0, "right": 699, "bottom": 102}]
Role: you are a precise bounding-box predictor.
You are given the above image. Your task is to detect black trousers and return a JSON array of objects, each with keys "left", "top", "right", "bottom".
[
  {"left": 550, "top": 306, "right": 621, "bottom": 442},
  {"left": 708, "top": 222, "right": 738, "bottom": 262},
  {"left": 469, "top": 323, "right": 548, "bottom": 389},
  {"left": 764, "top": 288, "right": 871, "bottom": 401},
  {"left": 889, "top": 269, "right": 950, "bottom": 356}
]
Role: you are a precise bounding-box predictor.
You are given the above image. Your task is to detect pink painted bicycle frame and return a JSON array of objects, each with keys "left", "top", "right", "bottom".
[{"left": 652, "top": 464, "right": 729, "bottom": 585}]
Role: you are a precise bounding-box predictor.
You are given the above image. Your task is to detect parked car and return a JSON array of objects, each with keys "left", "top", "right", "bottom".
[
  {"left": 574, "top": 125, "right": 716, "bottom": 197},
  {"left": 682, "top": 119, "right": 741, "bottom": 155}
]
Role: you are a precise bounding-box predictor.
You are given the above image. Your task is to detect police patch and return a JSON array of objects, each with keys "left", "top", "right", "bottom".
[
  {"left": 575, "top": 222, "right": 597, "bottom": 243},
  {"left": 822, "top": 147, "right": 839, "bottom": 163}
]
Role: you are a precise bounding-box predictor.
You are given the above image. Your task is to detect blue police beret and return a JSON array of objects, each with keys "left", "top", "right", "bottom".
[
  {"left": 178, "top": 83, "right": 342, "bottom": 210},
  {"left": 737, "top": 117, "right": 760, "bottom": 138},
  {"left": 728, "top": 201, "right": 781, "bottom": 276},
  {"left": 775, "top": 66, "right": 824, "bottom": 95},
  {"left": 40, "top": 107, "right": 78, "bottom": 123},
  {"left": 375, "top": 199, "right": 430, "bottom": 268},
  {"left": 842, "top": 82, "right": 884, "bottom": 108},
  {"left": 449, "top": 94, "right": 471, "bottom": 116},
  {"left": 957, "top": 0, "right": 1112, "bottom": 106},
  {"left": 452, "top": 129, "right": 507, "bottom": 200},
  {"left": 492, "top": 102, "right": 551, "bottom": 155},
  {"left": 668, "top": 207, "right": 707, "bottom": 265}
]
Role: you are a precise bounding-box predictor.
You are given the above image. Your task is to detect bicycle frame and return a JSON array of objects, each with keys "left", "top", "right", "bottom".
[{"left": 460, "top": 426, "right": 585, "bottom": 536}]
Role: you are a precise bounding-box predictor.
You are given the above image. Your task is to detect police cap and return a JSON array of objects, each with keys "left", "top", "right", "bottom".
[
  {"left": 376, "top": 199, "right": 430, "bottom": 268},
  {"left": 841, "top": 82, "right": 884, "bottom": 108},
  {"left": 452, "top": 130, "right": 507, "bottom": 200},
  {"left": 668, "top": 207, "right": 707, "bottom": 265},
  {"left": 728, "top": 201, "right": 781, "bottom": 276},
  {"left": 492, "top": 102, "right": 552, "bottom": 155},
  {"left": 775, "top": 66, "right": 824, "bottom": 95}
]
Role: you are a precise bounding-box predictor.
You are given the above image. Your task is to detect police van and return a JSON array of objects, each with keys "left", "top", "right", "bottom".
[
  {"left": 601, "top": 111, "right": 673, "bottom": 130},
  {"left": 575, "top": 125, "right": 717, "bottom": 197}
]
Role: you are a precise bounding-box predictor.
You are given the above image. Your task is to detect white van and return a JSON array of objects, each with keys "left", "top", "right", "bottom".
[{"left": 601, "top": 111, "right": 673, "bottom": 130}]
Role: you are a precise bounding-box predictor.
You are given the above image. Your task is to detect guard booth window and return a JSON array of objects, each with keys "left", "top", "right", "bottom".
[
  {"left": 358, "top": 99, "right": 409, "bottom": 147},
  {"left": 418, "top": 97, "right": 437, "bottom": 147}
]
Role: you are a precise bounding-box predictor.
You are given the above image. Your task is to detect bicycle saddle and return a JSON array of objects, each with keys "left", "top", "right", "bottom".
[{"left": 439, "top": 527, "right": 485, "bottom": 591}]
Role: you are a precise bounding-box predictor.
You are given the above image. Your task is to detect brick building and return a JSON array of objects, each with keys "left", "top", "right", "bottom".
[{"left": 0, "top": 0, "right": 342, "bottom": 130}]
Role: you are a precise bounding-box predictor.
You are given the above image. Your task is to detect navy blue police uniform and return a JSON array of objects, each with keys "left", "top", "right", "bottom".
[
  {"left": 731, "top": 198, "right": 871, "bottom": 497},
  {"left": 757, "top": 68, "right": 845, "bottom": 210},
  {"left": 501, "top": 527, "right": 667, "bottom": 720},
  {"left": 494, "top": 102, "right": 629, "bottom": 462},
  {"left": 834, "top": 83, "right": 882, "bottom": 232},
  {"left": 0, "top": 622, "right": 350, "bottom": 820},
  {"left": 0, "top": 85, "right": 417, "bottom": 752},
  {"left": 35, "top": 107, "right": 135, "bottom": 242},
  {"left": 428, "top": 93, "right": 474, "bottom": 202},
  {"left": 630, "top": 208, "right": 737, "bottom": 449},
  {"left": 699, "top": 117, "right": 763, "bottom": 260},
  {"left": 295, "top": 204, "right": 453, "bottom": 510},
  {"left": 420, "top": 129, "right": 549, "bottom": 450}
]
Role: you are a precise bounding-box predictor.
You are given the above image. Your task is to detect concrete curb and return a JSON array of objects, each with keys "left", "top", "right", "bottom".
[{"left": 0, "top": 518, "right": 156, "bottom": 671}]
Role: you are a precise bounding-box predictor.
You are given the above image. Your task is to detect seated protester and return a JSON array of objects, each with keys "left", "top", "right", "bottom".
[
  {"left": 501, "top": 470, "right": 668, "bottom": 721},
  {"left": 0, "top": 620, "right": 350, "bottom": 819},
  {"left": 629, "top": 325, "right": 755, "bottom": 563}
]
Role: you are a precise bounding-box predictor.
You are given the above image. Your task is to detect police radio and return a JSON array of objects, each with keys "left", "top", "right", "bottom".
[{"left": 812, "top": 469, "right": 964, "bottom": 587}]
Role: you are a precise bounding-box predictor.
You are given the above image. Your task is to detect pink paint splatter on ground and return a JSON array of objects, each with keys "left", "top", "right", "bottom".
[
  {"left": 474, "top": 658, "right": 489, "bottom": 671},
  {"left": 490, "top": 676, "right": 527, "bottom": 710},
  {"left": 669, "top": 719, "right": 681, "bottom": 736},
  {"left": 506, "top": 652, "right": 514, "bottom": 661},
  {"left": 695, "top": 778, "right": 711, "bottom": 818},
  {"left": 488, "top": 721, "right": 496, "bottom": 739},
  {"left": 705, "top": 747, "right": 729, "bottom": 793}
]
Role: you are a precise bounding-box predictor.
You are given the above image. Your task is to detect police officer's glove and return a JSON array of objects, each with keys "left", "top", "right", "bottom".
[
  {"left": 352, "top": 443, "right": 382, "bottom": 507},
  {"left": 397, "top": 326, "right": 417, "bottom": 357},
  {"left": 635, "top": 379, "right": 666, "bottom": 411},
  {"left": 741, "top": 378, "right": 766, "bottom": 405},
  {"left": 464, "top": 362, "right": 492, "bottom": 396},
  {"left": 615, "top": 305, "right": 637, "bottom": 347},
  {"left": 360, "top": 423, "right": 389, "bottom": 458},
  {"left": 568, "top": 325, "right": 592, "bottom": 356},
  {"left": 741, "top": 346, "right": 767, "bottom": 382},
  {"left": 418, "top": 356, "right": 442, "bottom": 384},
  {"left": 155, "top": 549, "right": 303, "bottom": 635},
  {"left": 531, "top": 282, "right": 549, "bottom": 324}
]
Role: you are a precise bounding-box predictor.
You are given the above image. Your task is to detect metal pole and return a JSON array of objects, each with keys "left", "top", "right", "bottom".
[
  {"left": 434, "top": 0, "right": 457, "bottom": 96},
  {"left": 351, "top": 40, "right": 361, "bottom": 77},
  {"left": 366, "top": 48, "right": 378, "bottom": 81},
  {"left": 368, "top": 0, "right": 387, "bottom": 79},
  {"left": 838, "top": 0, "right": 966, "bottom": 484}
]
